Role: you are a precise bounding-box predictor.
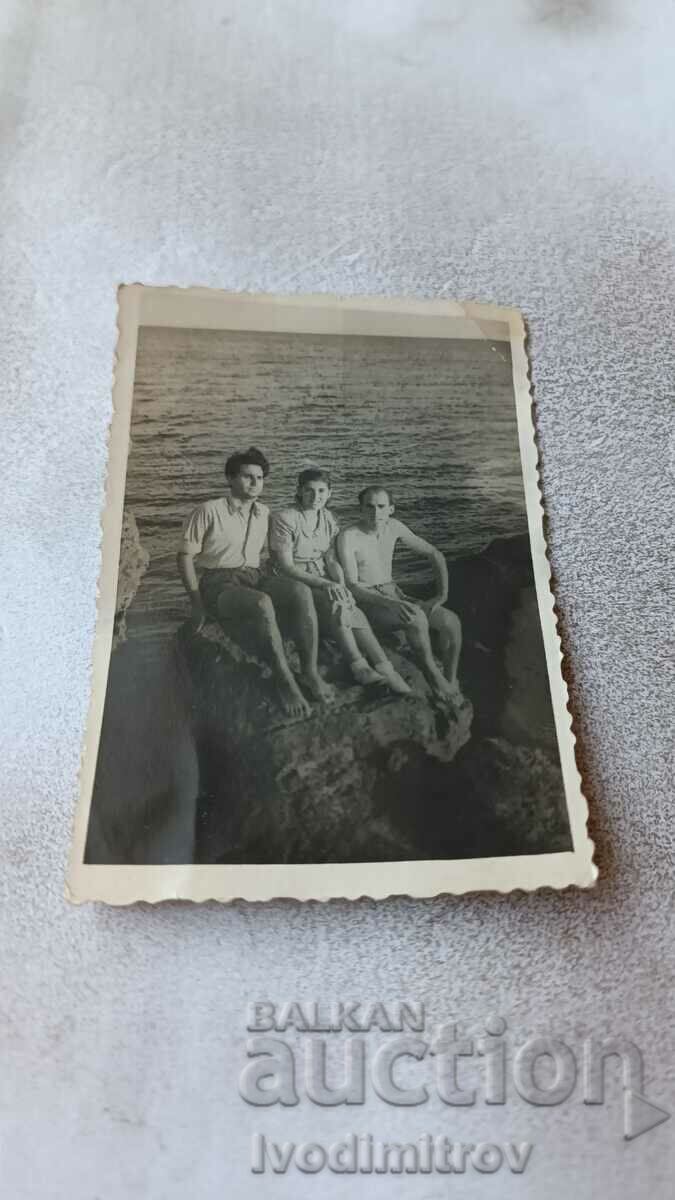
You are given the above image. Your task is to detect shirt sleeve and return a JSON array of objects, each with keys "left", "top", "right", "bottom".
[
  {"left": 269, "top": 510, "right": 298, "bottom": 555},
  {"left": 180, "top": 504, "right": 211, "bottom": 554},
  {"left": 326, "top": 510, "right": 340, "bottom": 546}
]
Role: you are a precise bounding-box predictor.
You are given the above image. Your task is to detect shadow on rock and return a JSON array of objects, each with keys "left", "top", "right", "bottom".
[{"left": 176, "top": 622, "right": 472, "bottom": 864}]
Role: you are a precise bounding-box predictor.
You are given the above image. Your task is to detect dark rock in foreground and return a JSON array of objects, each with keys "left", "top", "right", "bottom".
[
  {"left": 177, "top": 626, "right": 473, "bottom": 864},
  {"left": 176, "top": 532, "right": 573, "bottom": 864},
  {"left": 87, "top": 531, "right": 572, "bottom": 865},
  {"left": 375, "top": 735, "right": 572, "bottom": 861},
  {"left": 444, "top": 534, "right": 559, "bottom": 755}
]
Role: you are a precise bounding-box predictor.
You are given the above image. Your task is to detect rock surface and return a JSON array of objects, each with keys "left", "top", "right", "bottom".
[
  {"left": 177, "top": 625, "right": 473, "bottom": 863},
  {"left": 113, "top": 509, "right": 150, "bottom": 647},
  {"left": 438, "top": 533, "right": 560, "bottom": 756},
  {"left": 177, "top": 533, "right": 572, "bottom": 864},
  {"left": 86, "top": 531, "right": 571, "bottom": 865}
]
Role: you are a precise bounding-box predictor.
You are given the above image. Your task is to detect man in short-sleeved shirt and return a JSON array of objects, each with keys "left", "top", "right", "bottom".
[
  {"left": 177, "top": 447, "right": 311, "bottom": 719},
  {"left": 181, "top": 494, "right": 269, "bottom": 571}
]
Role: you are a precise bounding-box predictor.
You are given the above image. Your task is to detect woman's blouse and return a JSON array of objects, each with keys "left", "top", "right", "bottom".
[{"left": 269, "top": 505, "right": 339, "bottom": 577}]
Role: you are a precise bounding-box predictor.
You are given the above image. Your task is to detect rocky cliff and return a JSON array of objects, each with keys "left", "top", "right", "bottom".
[
  {"left": 177, "top": 626, "right": 473, "bottom": 863},
  {"left": 177, "top": 533, "right": 572, "bottom": 865},
  {"left": 438, "top": 533, "right": 559, "bottom": 755},
  {"left": 113, "top": 509, "right": 150, "bottom": 647}
]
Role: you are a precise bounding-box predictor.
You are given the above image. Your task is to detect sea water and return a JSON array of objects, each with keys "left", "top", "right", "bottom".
[{"left": 123, "top": 326, "right": 528, "bottom": 647}]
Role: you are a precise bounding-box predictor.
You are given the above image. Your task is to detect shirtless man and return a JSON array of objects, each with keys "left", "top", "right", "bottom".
[
  {"left": 177, "top": 446, "right": 311, "bottom": 719},
  {"left": 337, "top": 486, "right": 464, "bottom": 707}
]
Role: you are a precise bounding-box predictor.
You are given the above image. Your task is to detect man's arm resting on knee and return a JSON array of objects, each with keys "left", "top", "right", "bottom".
[
  {"left": 177, "top": 549, "right": 206, "bottom": 631},
  {"left": 396, "top": 524, "right": 448, "bottom": 609}
]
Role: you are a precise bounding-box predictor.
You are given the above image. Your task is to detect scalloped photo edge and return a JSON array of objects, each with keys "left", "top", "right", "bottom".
[{"left": 67, "top": 287, "right": 596, "bottom": 903}]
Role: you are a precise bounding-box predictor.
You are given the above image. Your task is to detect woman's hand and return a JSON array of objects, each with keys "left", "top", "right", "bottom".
[{"left": 326, "top": 582, "right": 353, "bottom": 606}]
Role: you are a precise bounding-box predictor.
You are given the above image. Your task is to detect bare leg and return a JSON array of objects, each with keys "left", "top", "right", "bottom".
[
  {"left": 268, "top": 579, "right": 334, "bottom": 703},
  {"left": 328, "top": 624, "right": 384, "bottom": 685},
  {"left": 328, "top": 620, "right": 410, "bottom": 695},
  {"left": 406, "top": 608, "right": 457, "bottom": 702},
  {"left": 334, "top": 624, "right": 374, "bottom": 670},
  {"left": 352, "top": 627, "right": 412, "bottom": 696},
  {"left": 429, "top": 608, "right": 463, "bottom": 699},
  {"left": 263, "top": 577, "right": 334, "bottom": 704},
  {"left": 352, "top": 624, "right": 388, "bottom": 666},
  {"left": 216, "top": 588, "right": 311, "bottom": 718}
]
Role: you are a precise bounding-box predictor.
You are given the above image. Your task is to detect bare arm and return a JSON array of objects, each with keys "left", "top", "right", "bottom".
[
  {"left": 177, "top": 549, "right": 206, "bottom": 631},
  {"left": 324, "top": 545, "right": 346, "bottom": 586},
  {"left": 396, "top": 524, "right": 448, "bottom": 607}
]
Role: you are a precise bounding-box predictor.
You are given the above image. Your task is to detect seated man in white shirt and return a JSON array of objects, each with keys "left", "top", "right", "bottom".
[
  {"left": 337, "top": 485, "right": 465, "bottom": 709},
  {"left": 177, "top": 446, "right": 311, "bottom": 719}
]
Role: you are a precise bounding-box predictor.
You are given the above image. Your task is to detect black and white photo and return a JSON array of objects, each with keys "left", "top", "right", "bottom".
[{"left": 68, "top": 287, "right": 594, "bottom": 901}]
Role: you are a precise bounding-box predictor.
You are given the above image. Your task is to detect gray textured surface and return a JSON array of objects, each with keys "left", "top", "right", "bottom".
[{"left": 1, "top": 1, "right": 673, "bottom": 1196}]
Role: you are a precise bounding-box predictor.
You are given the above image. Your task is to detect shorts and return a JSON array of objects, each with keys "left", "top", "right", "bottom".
[
  {"left": 199, "top": 566, "right": 263, "bottom": 619},
  {"left": 357, "top": 582, "right": 417, "bottom": 634},
  {"left": 311, "top": 586, "right": 370, "bottom": 634}
]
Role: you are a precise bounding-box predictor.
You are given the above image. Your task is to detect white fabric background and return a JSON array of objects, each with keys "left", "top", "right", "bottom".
[{"left": 1, "top": 1, "right": 673, "bottom": 1196}]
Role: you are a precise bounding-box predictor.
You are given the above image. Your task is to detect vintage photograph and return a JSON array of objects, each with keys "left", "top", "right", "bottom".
[{"left": 68, "top": 289, "right": 594, "bottom": 902}]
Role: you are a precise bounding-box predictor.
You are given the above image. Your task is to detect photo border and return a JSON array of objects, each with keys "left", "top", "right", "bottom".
[{"left": 67, "top": 286, "right": 596, "bottom": 903}]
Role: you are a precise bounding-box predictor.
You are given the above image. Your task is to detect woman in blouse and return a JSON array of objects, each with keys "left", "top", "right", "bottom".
[{"left": 269, "top": 468, "right": 411, "bottom": 702}]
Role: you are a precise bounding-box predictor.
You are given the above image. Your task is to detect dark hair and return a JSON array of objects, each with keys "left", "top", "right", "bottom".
[
  {"left": 296, "top": 467, "right": 332, "bottom": 504},
  {"left": 224, "top": 446, "right": 270, "bottom": 479},
  {"left": 358, "top": 485, "right": 393, "bottom": 507}
]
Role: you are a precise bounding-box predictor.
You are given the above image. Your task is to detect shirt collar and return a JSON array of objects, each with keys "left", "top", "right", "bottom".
[
  {"left": 226, "top": 495, "right": 261, "bottom": 517},
  {"left": 297, "top": 503, "right": 323, "bottom": 524}
]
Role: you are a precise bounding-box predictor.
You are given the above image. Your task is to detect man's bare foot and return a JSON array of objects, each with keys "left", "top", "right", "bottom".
[
  {"left": 278, "top": 678, "right": 312, "bottom": 719},
  {"left": 430, "top": 675, "right": 468, "bottom": 715},
  {"left": 299, "top": 671, "right": 336, "bottom": 704},
  {"left": 429, "top": 672, "right": 461, "bottom": 708},
  {"left": 446, "top": 679, "right": 467, "bottom": 707}
]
